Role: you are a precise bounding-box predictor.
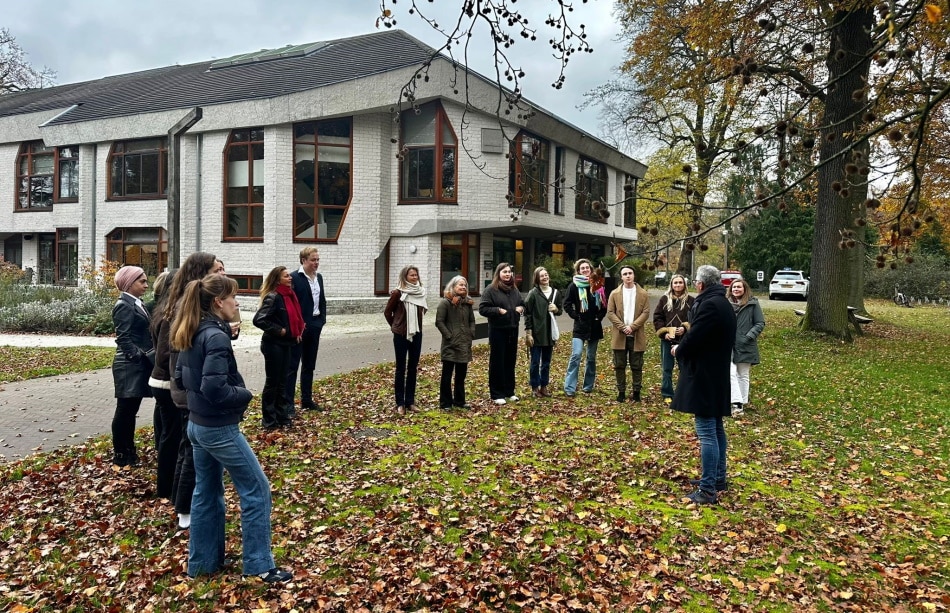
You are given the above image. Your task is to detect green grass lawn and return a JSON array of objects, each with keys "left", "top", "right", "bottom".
[
  {"left": 0, "top": 346, "right": 114, "bottom": 383},
  {"left": 1, "top": 300, "right": 947, "bottom": 611}
]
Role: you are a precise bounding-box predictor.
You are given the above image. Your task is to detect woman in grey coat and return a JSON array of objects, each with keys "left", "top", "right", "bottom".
[
  {"left": 728, "top": 278, "right": 765, "bottom": 415},
  {"left": 111, "top": 265, "right": 154, "bottom": 467},
  {"left": 435, "top": 276, "right": 476, "bottom": 410}
]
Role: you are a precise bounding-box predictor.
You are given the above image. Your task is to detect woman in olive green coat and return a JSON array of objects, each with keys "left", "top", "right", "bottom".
[{"left": 435, "top": 276, "right": 476, "bottom": 409}]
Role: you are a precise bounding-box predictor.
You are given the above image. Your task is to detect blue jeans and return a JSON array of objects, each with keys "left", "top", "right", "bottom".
[
  {"left": 564, "top": 338, "right": 598, "bottom": 394},
  {"left": 660, "top": 339, "right": 677, "bottom": 399},
  {"left": 187, "top": 422, "right": 274, "bottom": 577},
  {"left": 694, "top": 416, "right": 727, "bottom": 493},
  {"left": 529, "top": 345, "right": 553, "bottom": 389}
]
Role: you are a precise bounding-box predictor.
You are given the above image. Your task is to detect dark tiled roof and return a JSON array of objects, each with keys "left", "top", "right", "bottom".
[{"left": 0, "top": 30, "right": 435, "bottom": 125}]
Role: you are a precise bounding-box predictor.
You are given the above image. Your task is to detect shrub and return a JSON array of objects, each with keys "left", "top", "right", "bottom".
[{"left": 864, "top": 252, "right": 950, "bottom": 303}]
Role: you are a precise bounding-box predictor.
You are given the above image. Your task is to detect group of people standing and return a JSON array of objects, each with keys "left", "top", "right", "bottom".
[{"left": 109, "top": 249, "right": 327, "bottom": 584}]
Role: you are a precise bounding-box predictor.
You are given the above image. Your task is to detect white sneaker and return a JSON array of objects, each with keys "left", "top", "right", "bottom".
[
  {"left": 493, "top": 398, "right": 507, "bottom": 405},
  {"left": 178, "top": 513, "right": 191, "bottom": 529},
  {"left": 508, "top": 395, "right": 519, "bottom": 402}
]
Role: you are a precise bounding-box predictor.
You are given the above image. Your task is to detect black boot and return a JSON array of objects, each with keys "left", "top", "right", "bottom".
[
  {"left": 632, "top": 390, "right": 641, "bottom": 403},
  {"left": 616, "top": 391, "right": 626, "bottom": 403}
]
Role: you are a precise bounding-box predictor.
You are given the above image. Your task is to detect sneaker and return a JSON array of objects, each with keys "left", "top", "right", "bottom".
[
  {"left": 246, "top": 567, "right": 293, "bottom": 584},
  {"left": 178, "top": 513, "right": 191, "bottom": 529},
  {"left": 300, "top": 401, "right": 321, "bottom": 412},
  {"left": 493, "top": 398, "right": 507, "bottom": 405},
  {"left": 685, "top": 489, "right": 718, "bottom": 505},
  {"left": 689, "top": 478, "right": 730, "bottom": 492},
  {"left": 508, "top": 395, "right": 519, "bottom": 402},
  {"left": 453, "top": 402, "right": 472, "bottom": 410},
  {"left": 731, "top": 403, "right": 744, "bottom": 416},
  {"left": 396, "top": 405, "right": 406, "bottom": 416},
  {"left": 663, "top": 397, "right": 672, "bottom": 405}
]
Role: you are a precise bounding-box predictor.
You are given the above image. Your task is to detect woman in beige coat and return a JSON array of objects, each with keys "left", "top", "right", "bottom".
[{"left": 606, "top": 265, "right": 650, "bottom": 402}]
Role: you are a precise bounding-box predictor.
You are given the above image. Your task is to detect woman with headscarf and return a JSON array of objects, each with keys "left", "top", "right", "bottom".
[
  {"left": 478, "top": 262, "right": 526, "bottom": 405},
  {"left": 111, "top": 265, "right": 154, "bottom": 467},
  {"left": 253, "top": 266, "right": 305, "bottom": 430},
  {"left": 384, "top": 265, "right": 428, "bottom": 416}
]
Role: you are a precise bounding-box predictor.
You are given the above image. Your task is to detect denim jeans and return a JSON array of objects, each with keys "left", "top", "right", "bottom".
[
  {"left": 529, "top": 345, "right": 553, "bottom": 389},
  {"left": 393, "top": 333, "right": 423, "bottom": 406},
  {"left": 564, "top": 337, "right": 599, "bottom": 394},
  {"left": 694, "top": 416, "right": 727, "bottom": 493},
  {"left": 187, "top": 421, "right": 274, "bottom": 577},
  {"left": 660, "top": 339, "right": 677, "bottom": 399}
]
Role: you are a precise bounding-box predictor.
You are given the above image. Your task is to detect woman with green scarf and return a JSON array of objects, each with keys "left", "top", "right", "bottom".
[{"left": 562, "top": 259, "right": 607, "bottom": 397}]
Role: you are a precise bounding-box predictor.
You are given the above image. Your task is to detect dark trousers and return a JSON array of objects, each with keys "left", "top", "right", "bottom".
[
  {"left": 440, "top": 361, "right": 468, "bottom": 407},
  {"left": 393, "top": 333, "right": 423, "bottom": 406},
  {"left": 112, "top": 396, "right": 143, "bottom": 463},
  {"left": 529, "top": 345, "right": 553, "bottom": 389},
  {"left": 612, "top": 337, "right": 645, "bottom": 394},
  {"left": 172, "top": 408, "right": 196, "bottom": 516},
  {"left": 286, "top": 324, "right": 322, "bottom": 407},
  {"left": 488, "top": 327, "right": 519, "bottom": 400},
  {"left": 151, "top": 387, "right": 182, "bottom": 499},
  {"left": 260, "top": 337, "right": 292, "bottom": 428}
]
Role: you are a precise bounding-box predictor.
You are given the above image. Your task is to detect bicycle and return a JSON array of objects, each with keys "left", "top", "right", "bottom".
[{"left": 893, "top": 284, "right": 912, "bottom": 307}]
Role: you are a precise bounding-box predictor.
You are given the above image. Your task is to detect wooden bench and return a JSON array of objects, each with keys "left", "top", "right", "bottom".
[{"left": 793, "top": 307, "right": 873, "bottom": 333}]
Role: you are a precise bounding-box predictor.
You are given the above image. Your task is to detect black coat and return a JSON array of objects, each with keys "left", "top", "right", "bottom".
[
  {"left": 670, "top": 284, "right": 736, "bottom": 418},
  {"left": 563, "top": 283, "right": 606, "bottom": 342},
  {"left": 174, "top": 317, "right": 252, "bottom": 427},
  {"left": 290, "top": 271, "right": 327, "bottom": 330},
  {"left": 478, "top": 284, "right": 525, "bottom": 330},
  {"left": 253, "top": 292, "right": 296, "bottom": 345},
  {"left": 112, "top": 294, "right": 154, "bottom": 398}
]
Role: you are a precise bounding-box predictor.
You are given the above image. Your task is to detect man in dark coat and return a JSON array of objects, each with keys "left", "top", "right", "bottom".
[
  {"left": 671, "top": 265, "right": 737, "bottom": 505},
  {"left": 285, "top": 247, "right": 327, "bottom": 412}
]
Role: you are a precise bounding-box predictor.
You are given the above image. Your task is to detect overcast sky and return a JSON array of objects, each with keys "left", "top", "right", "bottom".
[{"left": 6, "top": 0, "right": 626, "bottom": 139}]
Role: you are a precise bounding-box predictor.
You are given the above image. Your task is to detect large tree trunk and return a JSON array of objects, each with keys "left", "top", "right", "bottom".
[{"left": 804, "top": 8, "right": 873, "bottom": 339}]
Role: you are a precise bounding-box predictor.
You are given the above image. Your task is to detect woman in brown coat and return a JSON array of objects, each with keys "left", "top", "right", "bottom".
[{"left": 384, "top": 265, "right": 427, "bottom": 415}]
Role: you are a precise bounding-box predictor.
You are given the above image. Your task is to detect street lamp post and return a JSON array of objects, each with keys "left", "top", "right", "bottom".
[{"left": 722, "top": 229, "right": 729, "bottom": 270}]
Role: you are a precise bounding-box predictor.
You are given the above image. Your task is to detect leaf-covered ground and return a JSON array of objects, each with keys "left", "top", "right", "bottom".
[
  {"left": 1, "top": 302, "right": 948, "bottom": 612},
  {"left": 0, "top": 346, "right": 114, "bottom": 384}
]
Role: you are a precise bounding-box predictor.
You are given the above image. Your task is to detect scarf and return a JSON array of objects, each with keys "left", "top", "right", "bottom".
[
  {"left": 400, "top": 282, "right": 428, "bottom": 341},
  {"left": 276, "top": 284, "right": 306, "bottom": 338},
  {"left": 573, "top": 275, "right": 602, "bottom": 312}
]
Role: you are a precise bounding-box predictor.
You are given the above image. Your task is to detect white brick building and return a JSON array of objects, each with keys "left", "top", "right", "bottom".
[{"left": 0, "top": 31, "right": 645, "bottom": 308}]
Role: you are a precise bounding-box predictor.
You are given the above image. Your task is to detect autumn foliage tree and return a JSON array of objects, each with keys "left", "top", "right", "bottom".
[{"left": 598, "top": 0, "right": 949, "bottom": 339}]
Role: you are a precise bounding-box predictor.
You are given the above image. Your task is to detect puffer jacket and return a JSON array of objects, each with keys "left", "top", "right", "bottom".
[{"left": 174, "top": 316, "right": 252, "bottom": 427}]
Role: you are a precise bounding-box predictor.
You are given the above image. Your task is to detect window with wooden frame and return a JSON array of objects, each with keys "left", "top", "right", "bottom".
[
  {"left": 106, "top": 227, "right": 168, "bottom": 277},
  {"left": 575, "top": 156, "right": 608, "bottom": 223},
  {"left": 108, "top": 138, "right": 167, "bottom": 199},
  {"left": 509, "top": 131, "right": 549, "bottom": 211},
  {"left": 16, "top": 142, "right": 78, "bottom": 210},
  {"left": 293, "top": 118, "right": 352, "bottom": 242},
  {"left": 224, "top": 128, "right": 264, "bottom": 240},
  {"left": 374, "top": 240, "right": 390, "bottom": 296},
  {"left": 623, "top": 174, "right": 638, "bottom": 229},
  {"left": 56, "top": 228, "right": 79, "bottom": 285},
  {"left": 441, "top": 232, "right": 481, "bottom": 296},
  {"left": 400, "top": 102, "right": 457, "bottom": 203},
  {"left": 230, "top": 275, "right": 263, "bottom": 295}
]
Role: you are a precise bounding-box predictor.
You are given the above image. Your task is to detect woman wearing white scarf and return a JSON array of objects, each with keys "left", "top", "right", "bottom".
[{"left": 384, "top": 265, "right": 428, "bottom": 415}]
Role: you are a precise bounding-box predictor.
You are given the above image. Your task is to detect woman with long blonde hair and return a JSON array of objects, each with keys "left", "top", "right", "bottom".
[
  {"left": 173, "top": 274, "right": 292, "bottom": 584},
  {"left": 652, "top": 273, "right": 694, "bottom": 404}
]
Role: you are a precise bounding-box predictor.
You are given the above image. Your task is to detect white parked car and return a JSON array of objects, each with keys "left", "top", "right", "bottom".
[{"left": 769, "top": 269, "right": 810, "bottom": 300}]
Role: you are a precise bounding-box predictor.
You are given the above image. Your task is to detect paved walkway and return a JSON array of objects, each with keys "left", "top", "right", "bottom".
[{"left": 0, "top": 309, "right": 508, "bottom": 463}]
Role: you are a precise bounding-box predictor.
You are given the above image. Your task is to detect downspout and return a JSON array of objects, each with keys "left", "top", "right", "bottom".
[
  {"left": 167, "top": 107, "right": 202, "bottom": 269},
  {"left": 195, "top": 133, "right": 202, "bottom": 251},
  {"left": 90, "top": 144, "right": 97, "bottom": 268}
]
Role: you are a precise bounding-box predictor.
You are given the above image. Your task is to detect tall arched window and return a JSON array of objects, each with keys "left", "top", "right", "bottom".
[
  {"left": 293, "top": 118, "right": 352, "bottom": 241},
  {"left": 400, "top": 102, "right": 457, "bottom": 203},
  {"left": 224, "top": 128, "right": 264, "bottom": 240}
]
